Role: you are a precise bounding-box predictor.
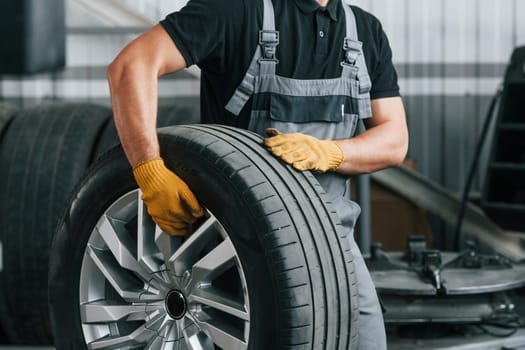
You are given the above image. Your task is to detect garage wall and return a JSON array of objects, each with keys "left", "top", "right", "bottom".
[
  {"left": 352, "top": 0, "right": 525, "bottom": 193},
  {"left": 1, "top": 0, "right": 524, "bottom": 194}
]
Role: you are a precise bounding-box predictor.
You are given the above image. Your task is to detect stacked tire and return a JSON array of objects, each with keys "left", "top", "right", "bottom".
[
  {"left": 0, "top": 104, "right": 17, "bottom": 139},
  {"left": 0, "top": 103, "right": 18, "bottom": 344},
  {"left": 0, "top": 103, "right": 112, "bottom": 344}
]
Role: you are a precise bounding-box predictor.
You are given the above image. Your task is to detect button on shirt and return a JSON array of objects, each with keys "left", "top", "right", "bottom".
[
  {"left": 315, "top": 9, "right": 330, "bottom": 59},
  {"left": 292, "top": 0, "right": 338, "bottom": 60}
]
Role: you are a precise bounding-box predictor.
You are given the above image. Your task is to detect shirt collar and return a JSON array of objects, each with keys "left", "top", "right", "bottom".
[{"left": 292, "top": 0, "right": 340, "bottom": 22}]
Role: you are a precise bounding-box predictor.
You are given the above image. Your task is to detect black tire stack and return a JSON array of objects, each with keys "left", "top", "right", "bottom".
[
  {"left": 0, "top": 102, "right": 199, "bottom": 345},
  {"left": 0, "top": 103, "right": 112, "bottom": 344},
  {"left": 0, "top": 103, "right": 17, "bottom": 344},
  {"left": 0, "top": 104, "right": 17, "bottom": 139}
]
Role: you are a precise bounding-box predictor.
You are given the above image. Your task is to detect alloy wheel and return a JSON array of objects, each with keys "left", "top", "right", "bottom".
[{"left": 79, "top": 190, "right": 250, "bottom": 349}]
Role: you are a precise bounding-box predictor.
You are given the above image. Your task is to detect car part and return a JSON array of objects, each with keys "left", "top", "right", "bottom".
[
  {"left": 0, "top": 103, "right": 17, "bottom": 344},
  {"left": 49, "top": 124, "right": 358, "bottom": 349},
  {"left": 368, "top": 237, "right": 525, "bottom": 348},
  {"left": 0, "top": 103, "right": 16, "bottom": 141},
  {"left": 368, "top": 239, "right": 525, "bottom": 296},
  {"left": 0, "top": 103, "right": 112, "bottom": 344}
]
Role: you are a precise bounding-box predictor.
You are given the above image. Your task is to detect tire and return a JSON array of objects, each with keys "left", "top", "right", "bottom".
[
  {"left": 0, "top": 103, "right": 17, "bottom": 141},
  {"left": 49, "top": 124, "right": 358, "bottom": 349},
  {"left": 93, "top": 104, "right": 200, "bottom": 160},
  {"left": 0, "top": 103, "right": 17, "bottom": 345},
  {"left": 0, "top": 103, "right": 112, "bottom": 344}
]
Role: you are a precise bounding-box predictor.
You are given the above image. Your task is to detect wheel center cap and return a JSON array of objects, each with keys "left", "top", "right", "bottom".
[{"left": 165, "top": 290, "right": 187, "bottom": 320}]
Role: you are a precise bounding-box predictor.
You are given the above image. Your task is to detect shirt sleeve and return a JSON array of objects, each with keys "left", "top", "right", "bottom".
[
  {"left": 160, "top": 0, "right": 238, "bottom": 69},
  {"left": 369, "top": 22, "right": 400, "bottom": 99}
]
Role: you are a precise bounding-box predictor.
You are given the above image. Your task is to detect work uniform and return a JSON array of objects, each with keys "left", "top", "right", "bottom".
[{"left": 161, "top": 1, "right": 400, "bottom": 348}]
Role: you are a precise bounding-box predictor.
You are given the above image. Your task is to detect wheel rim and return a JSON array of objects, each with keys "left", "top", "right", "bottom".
[{"left": 79, "top": 190, "right": 250, "bottom": 350}]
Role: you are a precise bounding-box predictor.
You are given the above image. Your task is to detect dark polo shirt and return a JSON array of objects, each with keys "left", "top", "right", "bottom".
[{"left": 161, "top": 0, "right": 400, "bottom": 128}]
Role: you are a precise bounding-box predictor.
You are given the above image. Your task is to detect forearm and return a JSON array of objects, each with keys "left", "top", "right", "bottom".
[
  {"left": 108, "top": 62, "right": 160, "bottom": 167},
  {"left": 107, "top": 24, "right": 187, "bottom": 167},
  {"left": 335, "top": 119, "right": 408, "bottom": 174},
  {"left": 335, "top": 97, "right": 409, "bottom": 175}
]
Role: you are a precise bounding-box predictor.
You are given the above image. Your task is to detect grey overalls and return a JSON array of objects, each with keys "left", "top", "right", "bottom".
[{"left": 226, "top": 0, "right": 387, "bottom": 348}]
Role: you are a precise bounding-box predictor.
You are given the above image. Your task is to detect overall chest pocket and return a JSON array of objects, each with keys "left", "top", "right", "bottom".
[
  {"left": 250, "top": 75, "right": 362, "bottom": 139},
  {"left": 249, "top": 93, "right": 359, "bottom": 140}
]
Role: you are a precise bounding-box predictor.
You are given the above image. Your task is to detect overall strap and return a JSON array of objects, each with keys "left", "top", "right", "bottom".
[
  {"left": 341, "top": 3, "right": 372, "bottom": 94},
  {"left": 225, "top": 0, "right": 278, "bottom": 116}
]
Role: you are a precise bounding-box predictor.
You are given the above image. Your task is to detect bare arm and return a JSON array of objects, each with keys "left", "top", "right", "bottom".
[
  {"left": 335, "top": 96, "right": 408, "bottom": 174},
  {"left": 107, "top": 24, "right": 187, "bottom": 167}
]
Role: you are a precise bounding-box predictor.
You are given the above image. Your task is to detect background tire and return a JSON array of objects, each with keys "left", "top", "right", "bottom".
[
  {"left": 0, "top": 103, "right": 112, "bottom": 344},
  {"left": 0, "top": 103, "right": 17, "bottom": 345},
  {"left": 49, "top": 124, "right": 358, "bottom": 349},
  {"left": 0, "top": 103, "right": 17, "bottom": 142}
]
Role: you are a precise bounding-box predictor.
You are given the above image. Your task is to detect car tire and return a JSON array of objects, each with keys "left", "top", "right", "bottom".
[
  {"left": 0, "top": 103, "right": 17, "bottom": 141},
  {"left": 49, "top": 124, "right": 359, "bottom": 349},
  {"left": 0, "top": 103, "right": 112, "bottom": 344},
  {"left": 0, "top": 104, "right": 17, "bottom": 345}
]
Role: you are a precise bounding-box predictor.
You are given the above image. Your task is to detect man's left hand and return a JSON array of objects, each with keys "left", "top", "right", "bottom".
[{"left": 264, "top": 128, "right": 344, "bottom": 172}]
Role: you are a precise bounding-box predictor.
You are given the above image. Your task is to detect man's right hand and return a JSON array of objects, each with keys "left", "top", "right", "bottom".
[{"left": 133, "top": 158, "right": 204, "bottom": 236}]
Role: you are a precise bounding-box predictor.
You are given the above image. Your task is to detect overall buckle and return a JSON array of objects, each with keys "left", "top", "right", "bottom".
[
  {"left": 342, "top": 38, "right": 362, "bottom": 66},
  {"left": 258, "top": 30, "right": 279, "bottom": 63}
]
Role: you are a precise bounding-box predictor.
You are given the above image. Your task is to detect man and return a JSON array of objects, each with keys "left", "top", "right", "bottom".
[{"left": 107, "top": 0, "right": 408, "bottom": 348}]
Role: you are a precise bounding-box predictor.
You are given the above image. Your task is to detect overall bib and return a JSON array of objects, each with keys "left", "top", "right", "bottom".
[{"left": 226, "top": 0, "right": 387, "bottom": 348}]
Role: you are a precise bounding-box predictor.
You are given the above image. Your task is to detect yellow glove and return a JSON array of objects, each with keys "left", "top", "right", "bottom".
[
  {"left": 133, "top": 158, "right": 204, "bottom": 236},
  {"left": 264, "top": 128, "right": 344, "bottom": 172}
]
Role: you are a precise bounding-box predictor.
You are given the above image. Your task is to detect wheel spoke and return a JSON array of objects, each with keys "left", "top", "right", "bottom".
[
  {"left": 161, "top": 321, "right": 179, "bottom": 342},
  {"left": 180, "top": 338, "right": 190, "bottom": 350},
  {"left": 160, "top": 335, "right": 188, "bottom": 350},
  {"left": 198, "top": 321, "right": 247, "bottom": 350},
  {"left": 138, "top": 193, "right": 164, "bottom": 273},
  {"left": 162, "top": 321, "right": 188, "bottom": 350},
  {"left": 186, "top": 239, "right": 236, "bottom": 292},
  {"left": 87, "top": 323, "right": 157, "bottom": 349},
  {"left": 190, "top": 287, "right": 249, "bottom": 321},
  {"left": 80, "top": 302, "right": 155, "bottom": 323},
  {"left": 160, "top": 339, "right": 175, "bottom": 350},
  {"left": 87, "top": 309, "right": 166, "bottom": 348},
  {"left": 150, "top": 314, "right": 175, "bottom": 339},
  {"left": 155, "top": 233, "right": 184, "bottom": 268},
  {"left": 146, "top": 336, "right": 164, "bottom": 350},
  {"left": 183, "top": 329, "right": 215, "bottom": 350},
  {"left": 87, "top": 245, "right": 160, "bottom": 302},
  {"left": 97, "top": 214, "right": 151, "bottom": 282},
  {"left": 168, "top": 214, "right": 220, "bottom": 276}
]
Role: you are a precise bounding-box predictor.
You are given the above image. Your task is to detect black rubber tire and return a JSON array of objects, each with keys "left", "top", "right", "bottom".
[
  {"left": 0, "top": 103, "right": 17, "bottom": 345},
  {"left": 0, "top": 103, "right": 17, "bottom": 142},
  {"left": 0, "top": 103, "right": 112, "bottom": 344},
  {"left": 93, "top": 104, "right": 200, "bottom": 160},
  {"left": 49, "top": 124, "right": 359, "bottom": 349}
]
